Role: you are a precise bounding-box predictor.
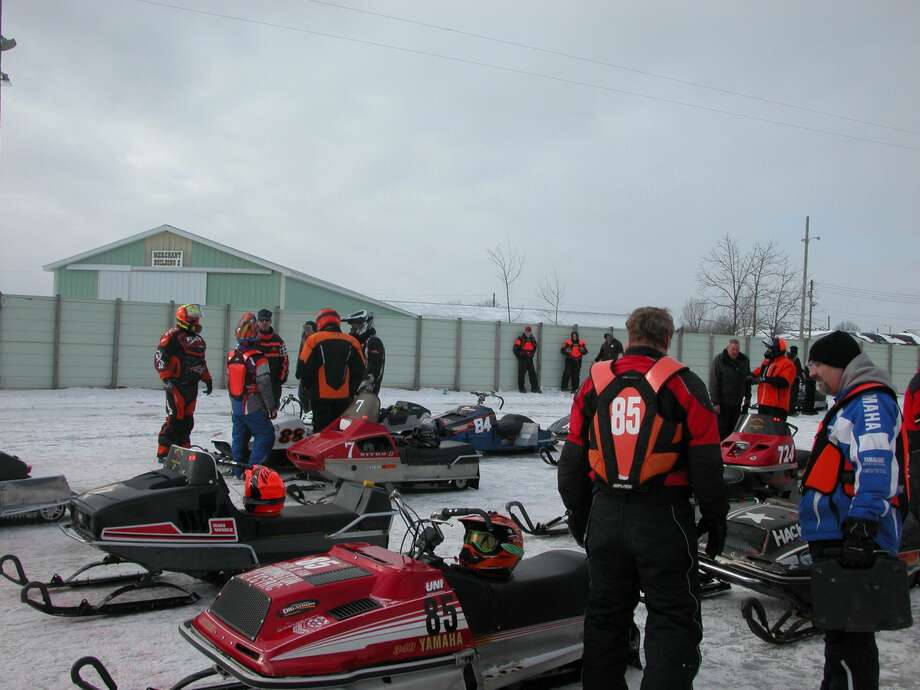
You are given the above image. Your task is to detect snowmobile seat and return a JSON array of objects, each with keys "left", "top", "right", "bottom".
[
  {"left": 443, "top": 549, "right": 588, "bottom": 635},
  {"left": 399, "top": 441, "right": 477, "bottom": 466},
  {"left": 496, "top": 414, "right": 534, "bottom": 440},
  {"left": 0, "top": 452, "right": 30, "bottom": 481},
  {"left": 252, "top": 502, "right": 359, "bottom": 538}
]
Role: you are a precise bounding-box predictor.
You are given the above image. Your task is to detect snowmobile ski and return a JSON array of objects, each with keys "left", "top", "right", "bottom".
[
  {"left": 741, "top": 597, "right": 817, "bottom": 645},
  {"left": 0, "top": 552, "right": 150, "bottom": 590},
  {"left": 21, "top": 574, "right": 199, "bottom": 617},
  {"left": 505, "top": 501, "right": 569, "bottom": 536}
]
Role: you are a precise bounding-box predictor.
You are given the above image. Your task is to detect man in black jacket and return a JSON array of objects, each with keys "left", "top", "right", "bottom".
[
  {"left": 787, "top": 345, "right": 804, "bottom": 416},
  {"left": 344, "top": 310, "right": 386, "bottom": 394},
  {"left": 708, "top": 338, "right": 751, "bottom": 439},
  {"left": 256, "top": 309, "right": 288, "bottom": 407},
  {"left": 558, "top": 307, "right": 728, "bottom": 690},
  {"left": 594, "top": 331, "right": 624, "bottom": 363},
  {"left": 513, "top": 326, "right": 540, "bottom": 393}
]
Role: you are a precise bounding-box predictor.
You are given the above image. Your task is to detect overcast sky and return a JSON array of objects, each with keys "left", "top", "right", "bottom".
[{"left": 1, "top": 1, "right": 917, "bottom": 332}]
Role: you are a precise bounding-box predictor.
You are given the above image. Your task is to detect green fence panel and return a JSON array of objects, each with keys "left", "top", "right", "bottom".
[{"left": 0, "top": 295, "right": 56, "bottom": 389}]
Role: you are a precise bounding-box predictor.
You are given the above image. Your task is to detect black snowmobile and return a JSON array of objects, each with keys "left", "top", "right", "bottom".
[
  {"left": 0, "top": 446, "right": 393, "bottom": 617},
  {"left": 0, "top": 451, "right": 73, "bottom": 522},
  {"left": 698, "top": 499, "right": 920, "bottom": 644}
]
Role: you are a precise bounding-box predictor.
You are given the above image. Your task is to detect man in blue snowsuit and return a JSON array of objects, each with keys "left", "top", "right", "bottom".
[
  {"left": 799, "top": 330, "right": 906, "bottom": 690},
  {"left": 226, "top": 313, "right": 278, "bottom": 479}
]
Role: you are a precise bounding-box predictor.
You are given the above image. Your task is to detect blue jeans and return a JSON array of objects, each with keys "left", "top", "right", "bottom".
[{"left": 231, "top": 410, "right": 275, "bottom": 478}]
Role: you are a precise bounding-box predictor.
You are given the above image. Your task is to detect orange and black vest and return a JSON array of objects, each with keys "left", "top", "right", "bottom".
[
  {"left": 752, "top": 356, "right": 796, "bottom": 411},
  {"left": 587, "top": 356, "right": 689, "bottom": 490},
  {"left": 564, "top": 338, "right": 587, "bottom": 360},
  {"left": 227, "top": 348, "right": 264, "bottom": 401},
  {"left": 298, "top": 330, "right": 366, "bottom": 401},
  {"left": 514, "top": 334, "right": 537, "bottom": 358},
  {"left": 801, "top": 382, "right": 910, "bottom": 513}
]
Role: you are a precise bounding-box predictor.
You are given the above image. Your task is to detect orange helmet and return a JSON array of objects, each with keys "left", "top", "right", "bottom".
[
  {"left": 458, "top": 512, "right": 524, "bottom": 578},
  {"left": 316, "top": 308, "right": 341, "bottom": 331},
  {"left": 176, "top": 304, "right": 202, "bottom": 332},
  {"left": 235, "top": 312, "right": 259, "bottom": 344},
  {"left": 243, "top": 465, "right": 285, "bottom": 516}
]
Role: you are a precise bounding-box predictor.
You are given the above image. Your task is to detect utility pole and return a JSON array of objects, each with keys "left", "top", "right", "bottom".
[
  {"left": 799, "top": 216, "right": 820, "bottom": 341},
  {"left": 806, "top": 279, "right": 815, "bottom": 360}
]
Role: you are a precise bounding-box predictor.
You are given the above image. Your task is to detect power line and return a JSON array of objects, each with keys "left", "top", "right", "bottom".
[
  {"left": 305, "top": 0, "right": 920, "bottom": 137},
  {"left": 131, "top": 0, "right": 920, "bottom": 153},
  {"left": 815, "top": 281, "right": 920, "bottom": 304}
]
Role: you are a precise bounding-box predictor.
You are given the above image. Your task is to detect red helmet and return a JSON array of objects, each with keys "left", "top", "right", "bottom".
[
  {"left": 235, "top": 311, "right": 259, "bottom": 344},
  {"left": 176, "top": 304, "right": 202, "bottom": 332},
  {"left": 316, "top": 308, "right": 341, "bottom": 331},
  {"left": 458, "top": 512, "right": 524, "bottom": 578},
  {"left": 243, "top": 465, "right": 285, "bottom": 516}
]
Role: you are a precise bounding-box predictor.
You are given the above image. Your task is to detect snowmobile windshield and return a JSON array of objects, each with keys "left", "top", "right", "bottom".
[
  {"left": 736, "top": 413, "right": 790, "bottom": 436},
  {"left": 342, "top": 392, "right": 381, "bottom": 421}
]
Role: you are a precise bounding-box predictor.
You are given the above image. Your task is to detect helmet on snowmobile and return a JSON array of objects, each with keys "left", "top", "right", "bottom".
[
  {"left": 343, "top": 309, "right": 374, "bottom": 339},
  {"left": 762, "top": 336, "right": 787, "bottom": 359},
  {"left": 243, "top": 465, "right": 285, "bottom": 516},
  {"left": 176, "top": 304, "right": 202, "bottom": 333},
  {"left": 458, "top": 512, "right": 524, "bottom": 579},
  {"left": 235, "top": 312, "right": 259, "bottom": 345},
  {"left": 411, "top": 414, "right": 440, "bottom": 448}
]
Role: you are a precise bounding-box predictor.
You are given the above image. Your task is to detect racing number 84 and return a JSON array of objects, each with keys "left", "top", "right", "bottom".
[
  {"left": 610, "top": 396, "right": 642, "bottom": 436},
  {"left": 424, "top": 596, "right": 458, "bottom": 635}
]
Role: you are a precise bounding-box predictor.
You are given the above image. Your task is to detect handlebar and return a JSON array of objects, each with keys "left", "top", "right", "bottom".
[
  {"left": 431, "top": 508, "right": 492, "bottom": 529},
  {"left": 469, "top": 391, "right": 505, "bottom": 410}
]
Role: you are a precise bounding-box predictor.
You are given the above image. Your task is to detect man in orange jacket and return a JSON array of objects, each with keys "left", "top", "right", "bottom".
[
  {"left": 561, "top": 329, "right": 588, "bottom": 392},
  {"left": 751, "top": 337, "right": 797, "bottom": 420}
]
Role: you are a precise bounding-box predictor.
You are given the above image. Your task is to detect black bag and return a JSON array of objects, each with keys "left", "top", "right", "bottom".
[{"left": 811, "top": 557, "right": 913, "bottom": 632}]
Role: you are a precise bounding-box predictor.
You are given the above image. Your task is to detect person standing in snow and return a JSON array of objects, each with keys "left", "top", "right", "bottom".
[
  {"left": 904, "top": 367, "right": 920, "bottom": 517},
  {"left": 153, "top": 304, "right": 212, "bottom": 462},
  {"left": 560, "top": 329, "right": 588, "bottom": 392},
  {"left": 296, "top": 320, "right": 316, "bottom": 412},
  {"left": 800, "top": 330, "right": 908, "bottom": 690},
  {"left": 594, "top": 331, "right": 624, "bottom": 363},
  {"left": 708, "top": 338, "right": 752, "bottom": 439},
  {"left": 787, "top": 345, "right": 804, "bottom": 416},
  {"left": 344, "top": 310, "right": 386, "bottom": 394},
  {"left": 557, "top": 307, "right": 728, "bottom": 690},
  {"left": 226, "top": 312, "right": 277, "bottom": 479},
  {"left": 750, "top": 336, "right": 797, "bottom": 420},
  {"left": 513, "top": 326, "right": 540, "bottom": 393},
  {"left": 256, "top": 309, "right": 288, "bottom": 408}
]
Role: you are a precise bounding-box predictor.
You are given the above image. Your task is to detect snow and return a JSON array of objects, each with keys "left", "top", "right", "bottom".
[{"left": 1, "top": 386, "right": 918, "bottom": 690}]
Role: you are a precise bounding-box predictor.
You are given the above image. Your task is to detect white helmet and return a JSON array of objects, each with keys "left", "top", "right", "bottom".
[{"left": 343, "top": 310, "right": 374, "bottom": 338}]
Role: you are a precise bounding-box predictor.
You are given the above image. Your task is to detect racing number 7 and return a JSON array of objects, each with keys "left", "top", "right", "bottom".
[{"left": 424, "top": 596, "right": 458, "bottom": 634}]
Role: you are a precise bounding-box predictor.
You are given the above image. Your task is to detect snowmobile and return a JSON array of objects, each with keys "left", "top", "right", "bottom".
[
  {"left": 0, "top": 446, "right": 393, "bottom": 617},
  {"left": 72, "top": 492, "right": 597, "bottom": 690},
  {"left": 720, "top": 412, "right": 810, "bottom": 499},
  {"left": 433, "top": 391, "right": 558, "bottom": 462},
  {"left": 212, "top": 393, "right": 313, "bottom": 469},
  {"left": 505, "top": 501, "right": 570, "bottom": 536},
  {"left": 287, "top": 392, "right": 482, "bottom": 491},
  {"left": 697, "top": 499, "right": 920, "bottom": 644},
  {"left": 0, "top": 451, "right": 73, "bottom": 522}
]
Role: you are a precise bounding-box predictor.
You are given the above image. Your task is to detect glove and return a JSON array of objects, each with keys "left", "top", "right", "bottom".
[
  {"left": 567, "top": 510, "right": 587, "bottom": 548},
  {"left": 697, "top": 498, "right": 729, "bottom": 558},
  {"left": 163, "top": 380, "right": 174, "bottom": 393},
  {"left": 838, "top": 518, "right": 878, "bottom": 568},
  {"left": 204, "top": 379, "right": 213, "bottom": 396}
]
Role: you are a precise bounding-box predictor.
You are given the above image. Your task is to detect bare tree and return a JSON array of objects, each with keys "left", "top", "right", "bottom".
[
  {"left": 763, "top": 260, "right": 800, "bottom": 336},
  {"left": 537, "top": 269, "right": 566, "bottom": 325},
  {"left": 834, "top": 320, "right": 860, "bottom": 332},
  {"left": 679, "top": 298, "right": 708, "bottom": 332},
  {"left": 697, "top": 234, "right": 753, "bottom": 334},
  {"left": 741, "top": 240, "right": 781, "bottom": 335},
  {"left": 487, "top": 245, "right": 525, "bottom": 323}
]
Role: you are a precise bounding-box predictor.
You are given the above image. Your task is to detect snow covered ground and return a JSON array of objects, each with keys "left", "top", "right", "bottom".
[{"left": 1, "top": 386, "right": 918, "bottom": 689}]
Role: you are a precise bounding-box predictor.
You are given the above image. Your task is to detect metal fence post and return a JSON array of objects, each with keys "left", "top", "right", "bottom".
[
  {"left": 454, "top": 318, "right": 462, "bottom": 391},
  {"left": 168, "top": 300, "right": 175, "bottom": 330},
  {"left": 275, "top": 305, "right": 281, "bottom": 332},
  {"left": 52, "top": 294, "right": 62, "bottom": 390},
  {"left": 536, "top": 322, "right": 544, "bottom": 387},
  {"left": 222, "top": 304, "right": 231, "bottom": 388},
  {"left": 0, "top": 292, "right": 4, "bottom": 388},
  {"left": 887, "top": 343, "right": 894, "bottom": 382},
  {"left": 708, "top": 332, "right": 714, "bottom": 364},
  {"left": 413, "top": 316, "right": 423, "bottom": 390},
  {"left": 111, "top": 298, "right": 123, "bottom": 388},
  {"left": 676, "top": 328, "right": 684, "bottom": 360},
  {"left": 494, "top": 321, "right": 501, "bottom": 391}
]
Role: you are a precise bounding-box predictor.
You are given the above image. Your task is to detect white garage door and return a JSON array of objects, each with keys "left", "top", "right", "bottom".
[{"left": 98, "top": 270, "right": 207, "bottom": 304}]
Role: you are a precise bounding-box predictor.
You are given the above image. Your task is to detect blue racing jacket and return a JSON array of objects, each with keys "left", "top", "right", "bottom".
[{"left": 799, "top": 354, "right": 904, "bottom": 554}]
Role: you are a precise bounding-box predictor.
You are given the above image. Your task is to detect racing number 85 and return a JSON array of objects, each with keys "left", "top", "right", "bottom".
[
  {"left": 424, "top": 596, "right": 458, "bottom": 635},
  {"left": 610, "top": 396, "right": 642, "bottom": 435}
]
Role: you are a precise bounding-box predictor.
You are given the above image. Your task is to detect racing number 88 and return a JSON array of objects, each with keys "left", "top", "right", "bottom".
[
  {"left": 278, "top": 428, "right": 306, "bottom": 444},
  {"left": 424, "top": 596, "right": 458, "bottom": 635}
]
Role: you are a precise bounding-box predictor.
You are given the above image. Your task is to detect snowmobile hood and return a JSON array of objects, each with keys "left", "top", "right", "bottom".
[
  {"left": 187, "top": 544, "right": 472, "bottom": 682},
  {"left": 287, "top": 418, "right": 395, "bottom": 465}
]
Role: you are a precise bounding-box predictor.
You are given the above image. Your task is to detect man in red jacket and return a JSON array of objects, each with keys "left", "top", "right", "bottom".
[
  {"left": 561, "top": 329, "right": 588, "bottom": 392},
  {"left": 256, "top": 308, "right": 288, "bottom": 407},
  {"left": 905, "top": 368, "right": 920, "bottom": 516},
  {"left": 513, "top": 326, "right": 540, "bottom": 393}
]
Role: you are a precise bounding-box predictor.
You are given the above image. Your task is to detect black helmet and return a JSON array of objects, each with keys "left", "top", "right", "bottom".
[
  {"left": 343, "top": 310, "right": 374, "bottom": 338},
  {"left": 411, "top": 415, "right": 440, "bottom": 448},
  {"left": 762, "top": 337, "right": 787, "bottom": 360}
]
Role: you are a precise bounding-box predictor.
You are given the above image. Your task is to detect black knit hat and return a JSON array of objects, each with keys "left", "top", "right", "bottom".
[
  {"left": 808, "top": 330, "right": 861, "bottom": 369},
  {"left": 257, "top": 308, "right": 273, "bottom": 321}
]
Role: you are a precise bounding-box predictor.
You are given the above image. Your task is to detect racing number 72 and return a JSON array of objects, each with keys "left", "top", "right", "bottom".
[{"left": 424, "top": 596, "right": 458, "bottom": 635}]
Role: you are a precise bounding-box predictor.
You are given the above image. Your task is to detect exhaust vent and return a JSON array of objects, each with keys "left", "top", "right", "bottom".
[
  {"left": 304, "top": 565, "right": 371, "bottom": 586},
  {"left": 328, "top": 598, "right": 381, "bottom": 620}
]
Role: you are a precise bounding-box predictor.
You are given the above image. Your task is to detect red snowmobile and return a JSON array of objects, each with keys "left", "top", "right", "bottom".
[
  {"left": 287, "top": 392, "right": 481, "bottom": 491},
  {"left": 720, "top": 412, "right": 810, "bottom": 498},
  {"left": 72, "top": 492, "right": 591, "bottom": 690}
]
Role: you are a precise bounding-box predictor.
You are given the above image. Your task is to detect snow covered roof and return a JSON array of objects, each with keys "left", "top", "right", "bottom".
[
  {"left": 893, "top": 331, "right": 920, "bottom": 345},
  {"left": 388, "top": 300, "right": 629, "bottom": 329}
]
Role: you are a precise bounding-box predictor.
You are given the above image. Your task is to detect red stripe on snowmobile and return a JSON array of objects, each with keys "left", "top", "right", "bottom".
[{"left": 101, "top": 518, "right": 238, "bottom": 542}]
